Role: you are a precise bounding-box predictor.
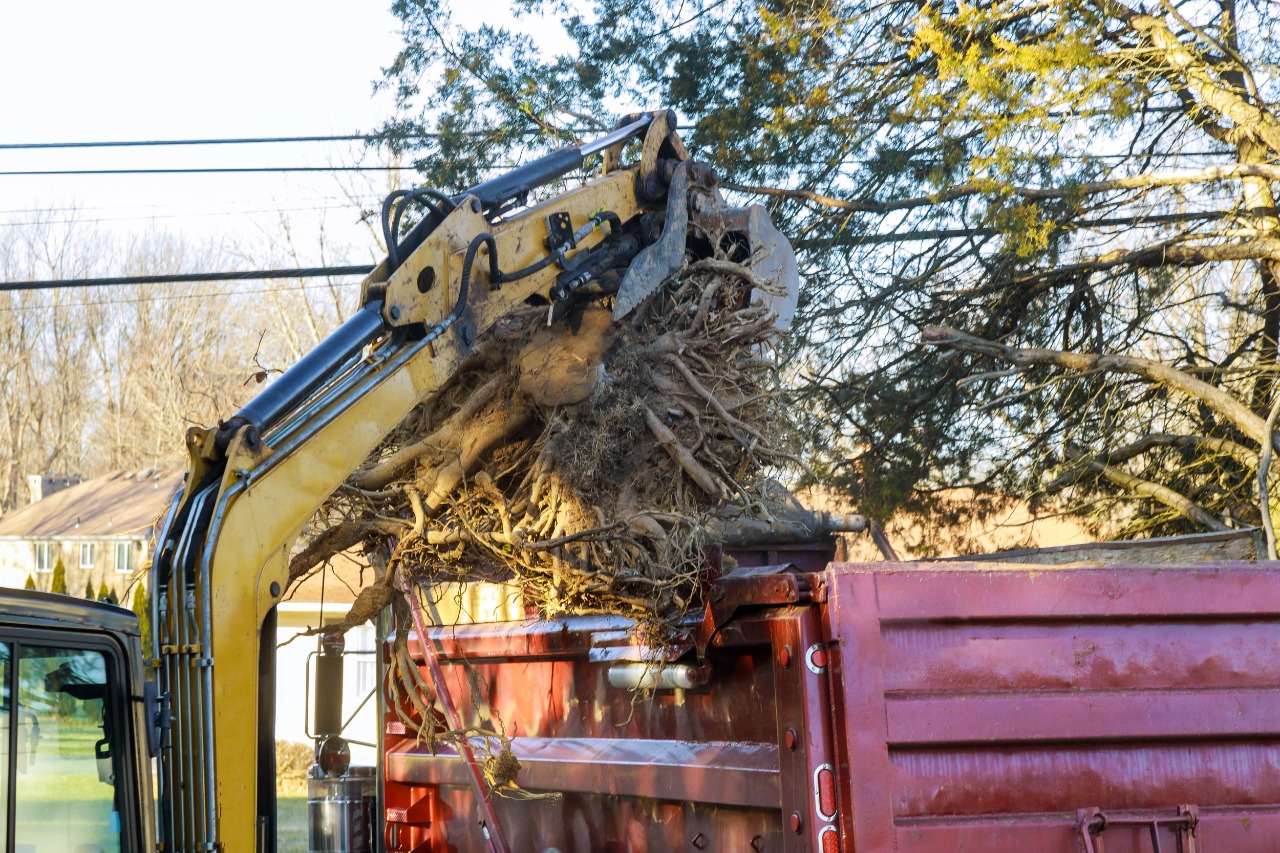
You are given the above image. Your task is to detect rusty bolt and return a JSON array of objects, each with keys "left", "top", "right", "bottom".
[
  {"left": 750, "top": 835, "right": 764, "bottom": 852},
  {"left": 780, "top": 645, "right": 792, "bottom": 669},
  {"left": 691, "top": 832, "right": 707, "bottom": 849},
  {"left": 790, "top": 812, "right": 803, "bottom": 834},
  {"left": 785, "top": 728, "right": 797, "bottom": 751}
]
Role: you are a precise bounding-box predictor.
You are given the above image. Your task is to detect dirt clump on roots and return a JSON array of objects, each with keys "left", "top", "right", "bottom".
[{"left": 290, "top": 246, "right": 796, "bottom": 641}]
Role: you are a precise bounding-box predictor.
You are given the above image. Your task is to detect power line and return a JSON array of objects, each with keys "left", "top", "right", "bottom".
[
  {"left": 0, "top": 134, "right": 373, "bottom": 151},
  {"left": 0, "top": 279, "right": 359, "bottom": 314},
  {"left": 3, "top": 265, "right": 376, "bottom": 292},
  {"left": 0, "top": 203, "right": 358, "bottom": 229},
  {"left": 0, "top": 166, "right": 415, "bottom": 177},
  {"left": 0, "top": 193, "right": 361, "bottom": 216},
  {"left": 0, "top": 128, "right": 578, "bottom": 152}
]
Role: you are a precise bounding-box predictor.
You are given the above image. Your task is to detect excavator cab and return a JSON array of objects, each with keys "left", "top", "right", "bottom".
[{"left": 0, "top": 589, "right": 155, "bottom": 853}]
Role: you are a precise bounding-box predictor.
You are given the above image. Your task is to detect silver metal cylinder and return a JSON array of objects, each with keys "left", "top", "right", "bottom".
[
  {"left": 308, "top": 766, "right": 377, "bottom": 853},
  {"left": 607, "top": 662, "right": 711, "bottom": 691}
]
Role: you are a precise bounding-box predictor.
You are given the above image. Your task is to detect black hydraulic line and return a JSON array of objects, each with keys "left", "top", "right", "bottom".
[
  {"left": 3, "top": 265, "right": 375, "bottom": 292},
  {"left": 256, "top": 607, "right": 279, "bottom": 853},
  {"left": 457, "top": 231, "right": 560, "bottom": 289},
  {"left": 217, "top": 117, "right": 659, "bottom": 438},
  {"left": 386, "top": 115, "right": 655, "bottom": 276},
  {"left": 382, "top": 188, "right": 457, "bottom": 269}
]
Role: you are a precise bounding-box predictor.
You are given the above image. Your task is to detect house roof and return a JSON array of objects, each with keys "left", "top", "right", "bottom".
[{"left": 0, "top": 469, "right": 184, "bottom": 539}]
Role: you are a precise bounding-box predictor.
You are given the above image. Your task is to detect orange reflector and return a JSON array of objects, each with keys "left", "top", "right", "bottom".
[{"left": 818, "top": 766, "right": 838, "bottom": 818}]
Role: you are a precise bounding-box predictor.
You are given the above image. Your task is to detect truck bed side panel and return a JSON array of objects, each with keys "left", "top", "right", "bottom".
[{"left": 827, "top": 562, "right": 1280, "bottom": 852}]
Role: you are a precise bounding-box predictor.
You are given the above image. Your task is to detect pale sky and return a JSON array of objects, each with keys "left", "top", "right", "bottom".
[{"left": 0, "top": 1, "right": 408, "bottom": 267}]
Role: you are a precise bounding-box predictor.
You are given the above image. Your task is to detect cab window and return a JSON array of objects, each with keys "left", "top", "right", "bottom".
[{"left": 9, "top": 644, "right": 125, "bottom": 853}]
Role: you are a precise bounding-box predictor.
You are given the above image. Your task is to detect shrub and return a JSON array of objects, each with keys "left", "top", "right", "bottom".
[
  {"left": 276, "top": 740, "right": 315, "bottom": 795},
  {"left": 51, "top": 557, "right": 67, "bottom": 595}
]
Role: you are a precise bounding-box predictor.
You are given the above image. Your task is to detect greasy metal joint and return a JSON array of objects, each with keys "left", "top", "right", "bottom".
[{"left": 212, "top": 415, "right": 251, "bottom": 456}]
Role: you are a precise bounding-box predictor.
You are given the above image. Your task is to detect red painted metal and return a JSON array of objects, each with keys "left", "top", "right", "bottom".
[
  {"left": 397, "top": 570, "right": 511, "bottom": 853},
  {"left": 827, "top": 561, "right": 1280, "bottom": 851},
  {"left": 382, "top": 553, "right": 1280, "bottom": 851}
]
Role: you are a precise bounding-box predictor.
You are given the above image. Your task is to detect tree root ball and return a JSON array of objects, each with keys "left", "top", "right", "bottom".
[{"left": 292, "top": 246, "right": 795, "bottom": 637}]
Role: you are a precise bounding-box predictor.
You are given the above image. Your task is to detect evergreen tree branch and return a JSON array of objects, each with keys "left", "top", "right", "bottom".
[
  {"left": 922, "top": 326, "right": 1275, "bottom": 452},
  {"left": 1065, "top": 447, "right": 1230, "bottom": 531},
  {"left": 1045, "top": 432, "right": 1257, "bottom": 492}
]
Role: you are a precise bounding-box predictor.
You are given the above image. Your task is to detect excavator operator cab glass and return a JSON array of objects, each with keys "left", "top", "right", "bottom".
[{"left": 0, "top": 638, "right": 133, "bottom": 853}]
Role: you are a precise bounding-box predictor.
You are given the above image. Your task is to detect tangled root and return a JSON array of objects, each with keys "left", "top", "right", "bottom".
[{"left": 292, "top": 235, "right": 794, "bottom": 640}]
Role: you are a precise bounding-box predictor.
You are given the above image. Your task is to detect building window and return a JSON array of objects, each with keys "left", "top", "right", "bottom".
[
  {"left": 80, "top": 542, "right": 96, "bottom": 569},
  {"left": 114, "top": 542, "right": 134, "bottom": 574},
  {"left": 34, "top": 542, "right": 52, "bottom": 573}
]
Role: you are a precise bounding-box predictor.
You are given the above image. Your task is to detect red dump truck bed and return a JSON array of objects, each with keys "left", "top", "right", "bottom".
[{"left": 383, "top": 556, "right": 1280, "bottom": 852}]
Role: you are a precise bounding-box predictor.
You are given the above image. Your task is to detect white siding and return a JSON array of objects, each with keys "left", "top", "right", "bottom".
[{"left": 274, "top": 604, "right": 379, "bottom": 767}]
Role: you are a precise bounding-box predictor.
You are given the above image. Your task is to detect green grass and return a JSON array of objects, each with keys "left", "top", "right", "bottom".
[{"left": 278, "top": 795, "right": 308, "bottom": 853}]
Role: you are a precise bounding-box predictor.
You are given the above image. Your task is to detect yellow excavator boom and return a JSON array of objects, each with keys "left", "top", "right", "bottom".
[{"left": 151, "top": 111, "right": 696, "bottom": 852}]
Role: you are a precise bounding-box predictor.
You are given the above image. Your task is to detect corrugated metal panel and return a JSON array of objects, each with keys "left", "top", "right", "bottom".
[{"left": 827, "top": 561, "right": 1280, "bottom": 852}]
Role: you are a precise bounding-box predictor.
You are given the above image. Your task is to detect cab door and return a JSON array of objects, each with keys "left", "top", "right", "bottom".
[{"left": 0, "top": 630, "right": 144, "bottom": 853}]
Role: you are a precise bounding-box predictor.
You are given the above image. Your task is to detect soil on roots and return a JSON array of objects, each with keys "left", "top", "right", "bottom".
[{"left": 292, "top": 249, "right": 795, "bottom": 640}]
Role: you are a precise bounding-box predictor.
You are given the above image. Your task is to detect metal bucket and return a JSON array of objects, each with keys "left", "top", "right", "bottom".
[{"left": 307, "top": 766, "right": 376, "bottom": 853}]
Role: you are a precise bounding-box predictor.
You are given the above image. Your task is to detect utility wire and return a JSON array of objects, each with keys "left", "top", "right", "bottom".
[
  {"left": 0, "top": 279, "right": 359, "bottom": 314},
  {"left": 4, "top": 265, "right": 376, "bottom": 292},
  {"left": 0, "top": 130, "right": 548, "bottom": 151},
  {"left": 0, "top": 166, "right": 416, "bottom": 177},
  {"left": 0, "top": 202, "right": 356, "bottom": 229},
  {"left": 0, "top": 135, "right": 372, "bottom": 150}
]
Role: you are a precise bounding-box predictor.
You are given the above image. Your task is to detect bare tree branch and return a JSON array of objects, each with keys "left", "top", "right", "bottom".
[
  {"left": 1011, "top": 238, "right": 1280, "bottom": 284},
  {"left": 922, "top": 326, "right": 1274, "bottom": 451},
  {"left": 1066, "top": 448, "right": 1230, "bottom": 531},
  {"left": 1046, "top": 432, "right": 1257, "bottom": 493},
  {"left": 1108, "top": 1, "right": 1280, "bottom": 154},
  {"left": 1259, "top": 394, "right": 1280, "bottom": 558}
]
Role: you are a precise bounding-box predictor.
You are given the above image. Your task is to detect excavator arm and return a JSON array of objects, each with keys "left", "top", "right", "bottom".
[{"left": 148, "top": 110, "right": 792, "bottom": 852}]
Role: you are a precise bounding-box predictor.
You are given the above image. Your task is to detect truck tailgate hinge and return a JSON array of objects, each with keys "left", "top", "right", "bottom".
[{"left": 1078, "top": 805, "right": 1199, "bottom": 853}]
